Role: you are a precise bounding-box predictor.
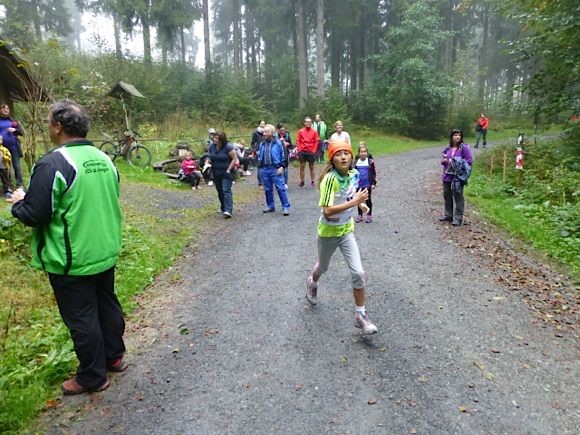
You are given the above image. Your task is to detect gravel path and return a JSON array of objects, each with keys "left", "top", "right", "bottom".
[{"left": 38, "top": 147, "right": 579, "bottom": 434}]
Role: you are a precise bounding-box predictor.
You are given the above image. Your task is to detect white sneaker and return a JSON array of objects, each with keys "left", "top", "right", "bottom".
[
  {"left": 355, "top": 312, "right": 378, "bottom": 334},
  {"left": 208, "top": 180, "right": 214, "bottom": 186},
  {"left": 242, "top": 171, "right": 252, "bottom": 176}
]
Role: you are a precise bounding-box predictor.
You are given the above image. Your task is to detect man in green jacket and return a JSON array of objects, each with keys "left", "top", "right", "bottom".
[{"left": 10, "top": 100, "right": 127, "bottom": 395}]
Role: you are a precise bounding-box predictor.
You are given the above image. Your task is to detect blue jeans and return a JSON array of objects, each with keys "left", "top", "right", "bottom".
[
  {"left": 475, "top": 129, "right": 487, "bottom": 147},
  {"left": 9, "top": 148, "right": 23, "bottom": 187},
  {"left": 213, "top": 173, "right": 233, "bottom": 214},
  {"left": 261, "top": 166, "right": 290, "bottom": 210}
]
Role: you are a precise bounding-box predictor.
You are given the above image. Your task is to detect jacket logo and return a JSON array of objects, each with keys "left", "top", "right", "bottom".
[{"left": 83, "top": 159, "right": 109, "bottom": 174}]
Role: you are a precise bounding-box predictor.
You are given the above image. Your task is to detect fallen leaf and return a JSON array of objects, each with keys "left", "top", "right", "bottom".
[
  {"left": 204, "top": 328, "right": 219, "bottom": 336},
  {"left": 409, "top": 400, "right": 417, "bottom": 407},
  {"left": 368, "top": 398, "right": 377, "bottom": 405},
  {"left": 458, "top": 406, "right": 470, "bottom": 413},
  {"left": 473, "top": 361, "right": 495, "bottom": 381},
  {"left": 490, "top": 348, "right": 501, "bottom": 354}
]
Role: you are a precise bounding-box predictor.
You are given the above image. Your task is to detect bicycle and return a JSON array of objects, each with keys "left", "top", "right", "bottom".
[{"left": 99, "top": 130, "right": 152, "bottom": 168}]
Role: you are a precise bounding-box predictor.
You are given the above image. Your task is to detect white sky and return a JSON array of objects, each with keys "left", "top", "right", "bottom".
[{"left": 80, "top": 12, "right": 206, "bottom": 68}]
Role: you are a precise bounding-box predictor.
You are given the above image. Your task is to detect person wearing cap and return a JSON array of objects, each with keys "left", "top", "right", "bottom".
[
  {"left": 305, "top": 139, "right": 378, "bottom": 335},
  {"left": 259, "top": 124, "right": 290, "bottom": 216},
  {"left": 206, "top": 128, "right": 216, "bottom": 151},
  {"left": 0, "top": 103, "right": 25, "bottom": 188}
]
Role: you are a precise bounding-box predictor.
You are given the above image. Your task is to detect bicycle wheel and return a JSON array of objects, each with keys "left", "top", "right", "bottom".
[
  {"left": 128, "top": 144, "right": 151, "bottom": 168},
  {"left": 99, "top": 141, "right": 118, "bottom": 161}
]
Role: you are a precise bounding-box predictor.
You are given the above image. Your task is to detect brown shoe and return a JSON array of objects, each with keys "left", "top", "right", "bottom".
[
  {"left": 62, "top": 377, "right": 110, "bottom": 395},
  {"left": 108, "top": 357, "right": 128, "bottom": 372}
]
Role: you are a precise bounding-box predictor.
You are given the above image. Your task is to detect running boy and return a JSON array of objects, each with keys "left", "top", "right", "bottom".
[
  {"left": 306, "top": 140, "right": 378, "bottom": 334},
  {"left": 354, "top": 142, "right": 377, "bottom": 223}
]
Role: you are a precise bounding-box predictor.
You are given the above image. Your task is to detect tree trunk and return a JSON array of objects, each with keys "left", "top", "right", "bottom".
[
  {"left": 113, "top": 12, "right": 123, "bottom": 64},
  {"left": 180, "top": 27, "right": 186, "bottom": 64},
  {"left": 203, "top": 0, "right": 211, "bottom": 72},
  {"left": 316, "top": 0, "right": 325, "bottom": 99},
  {"left": 142, "top": 13, "right": 152, "bottom": 66},
  {"left": 330, "top": 33, "right": 340, "bottom": 89},
  {"left": 477, "top": 4, "right": 489, "bottom": 103},
  {"left": 233, "top": 0, "right": 241, "bottom": 75},
  {"left": 349, "top": 36, "right": 357, "bottom": 92},
  {"left": 295, "top": 0, "right": 308, "bottom": 109},
  {"left": 31, "top": 0, "right": 42, "bottom": 42},
  {"left": 358, "top": 25, "right": 365, "bottom": 91}
]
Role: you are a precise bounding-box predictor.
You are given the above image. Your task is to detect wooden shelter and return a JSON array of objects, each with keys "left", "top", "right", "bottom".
[
  {"left": 107, "top": 81, "right": 145, "bottom": 132},
  {"left": 0, "top": 39, "right": 43, "bottom": 106}
]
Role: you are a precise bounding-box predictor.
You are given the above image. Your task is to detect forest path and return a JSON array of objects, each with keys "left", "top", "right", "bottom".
[{"left": 38, "top": 147, "right": 578, "bottom": 434}]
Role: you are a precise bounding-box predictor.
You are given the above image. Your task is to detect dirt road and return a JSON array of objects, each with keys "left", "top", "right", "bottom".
[{"left": 38, "top": 147, "right": 578, "bottom": 434}]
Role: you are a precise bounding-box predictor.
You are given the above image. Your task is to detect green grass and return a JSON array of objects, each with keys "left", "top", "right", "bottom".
[
  {"left": 0, "top": 189, "right": 213, "bottom": 433},
  {"left": 467, "top": 191, "right": 579, "bottom": 279},
  {"left": 466, "top": 135, "right": 579, "bottom": 281}
]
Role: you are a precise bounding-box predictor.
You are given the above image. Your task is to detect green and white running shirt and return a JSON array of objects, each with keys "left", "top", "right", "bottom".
[{"left": 317, "top": 169, "right": 359, "bottom": 237}]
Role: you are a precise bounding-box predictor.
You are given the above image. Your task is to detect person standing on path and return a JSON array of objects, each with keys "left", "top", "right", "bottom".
[
  {"left": 329, "top": 120, "right": 351, "bottom": 144},
  {"left": 9, "top": 100, "right": 127, "bottom": 395},
  {"left": 251, "top": 120, "right": 266, "bottom": 188},
  {"left": 305, "top": 140, "right": 378, "bottom": 335},
  {"left": 259, "top": 124, "right": 291, "bottom": 216},
  {"left": 275, "top": 123, "right": 292, "bottom": 187},
  {"left": 314, "top": 113, "right": 328, "bottom": 163},
  {"left": 474, "top": 113, "right": 489, "bottom": 148},
  {"left": 0, "top": 102, "right": 25, "bottom": 188},
  {"left": 439, "top": 129, "right": 473, "bottom": 226},
  {"left": 354, "top": 142, "right": 377, "bottom": 223},
  {"left": 209, "top": 130, "right": 238, "bottom": 219},
  {"left": 296, "top": 116, "right": 319, "bottom": 188}
]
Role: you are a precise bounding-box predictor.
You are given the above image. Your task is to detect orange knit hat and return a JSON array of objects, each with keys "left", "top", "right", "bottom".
[{"left": 327, "top": 139, "right": 353, "bottom": 161}]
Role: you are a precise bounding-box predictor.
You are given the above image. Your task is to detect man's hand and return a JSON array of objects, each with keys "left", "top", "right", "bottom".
[
  {"left": 6, "top": 188, "right": 25, "bottom": 203},
  {"left": 276, "top": 167, "right": 284, "bottom": 176}
]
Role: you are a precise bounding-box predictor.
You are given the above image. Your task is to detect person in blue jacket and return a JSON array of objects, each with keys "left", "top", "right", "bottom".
[{"left": 259, "top": 124, "right": 291, "bottom": 216}]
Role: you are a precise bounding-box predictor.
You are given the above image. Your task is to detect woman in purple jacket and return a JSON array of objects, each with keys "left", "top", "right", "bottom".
[
  {"left": 0, "top": 103, "right": 24, "bottom": 188},
  {"left": 438, "top": 129, "right": 473, "bottom": 226}
]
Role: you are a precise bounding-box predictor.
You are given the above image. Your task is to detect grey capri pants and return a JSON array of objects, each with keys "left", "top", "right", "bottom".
[{"left": 313, "top": 232, "right": 366, "bottom": 288}]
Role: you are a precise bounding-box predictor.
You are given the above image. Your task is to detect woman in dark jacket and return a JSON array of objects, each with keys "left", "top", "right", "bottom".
[
  {"left": 439, "top": 129, "right": 473, "bottom": 226},
  {"left": 208, "top": 131, "right": 238, "bottom": 218}
]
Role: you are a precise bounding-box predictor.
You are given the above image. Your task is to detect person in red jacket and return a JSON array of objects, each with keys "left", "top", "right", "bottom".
[
  {"left": 474, "top": 113, "right": 489, "bottom": 148},
  {"left": 296, "top": 116, "right": 319, "bottom": 188}
]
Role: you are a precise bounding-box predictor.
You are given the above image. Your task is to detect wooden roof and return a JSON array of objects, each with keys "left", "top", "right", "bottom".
[
  {"left": 0, "top": 40, "right": 42, "bottom": 102},
  {"left": 107, "top": 81, "right": 146, "bottom": 99}
]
